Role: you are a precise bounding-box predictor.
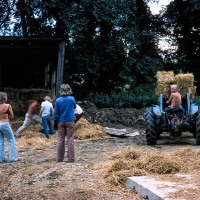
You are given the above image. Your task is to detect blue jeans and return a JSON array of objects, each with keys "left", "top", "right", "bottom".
[
  {"left": 0, "top": 122, "right": 18, "bottom": 162},
  {"left": 42, "top": 115, "right": 55, "bottom": 139}
]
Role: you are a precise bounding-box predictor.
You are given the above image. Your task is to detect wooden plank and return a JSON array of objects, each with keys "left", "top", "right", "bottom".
[{"left": 56, "top": 41, "right": 65, "bottom": 97}]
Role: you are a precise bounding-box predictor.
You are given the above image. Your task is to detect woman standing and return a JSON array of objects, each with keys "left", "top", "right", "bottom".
[
  {"left": 0, "top": 92, "right": 19, "bottom": 162},
  {"left": 54, "top": 84, "right": 76, "bottom": 162}
]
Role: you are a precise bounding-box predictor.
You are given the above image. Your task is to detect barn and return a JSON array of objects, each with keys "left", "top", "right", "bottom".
[{"left": 0, "top": 36, "right": 66, "bottom": 99}]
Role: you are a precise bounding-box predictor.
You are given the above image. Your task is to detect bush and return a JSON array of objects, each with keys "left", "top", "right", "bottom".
[
  {"left": 192, "top": 96, "right": 200, "bottom": 105},
  {"left": 86, "top": 90, "right": 158, "bottom": 109}
]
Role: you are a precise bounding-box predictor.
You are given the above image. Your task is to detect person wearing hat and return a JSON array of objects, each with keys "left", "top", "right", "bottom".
[
  {"left": 53, "top": 84, "right": 76, "bottom": 162},
  {"left": 39, "top": 96, "right": 55, "bottom": 139}
]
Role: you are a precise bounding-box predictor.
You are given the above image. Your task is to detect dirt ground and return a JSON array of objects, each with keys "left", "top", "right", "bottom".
[
  {"left": 1, "top": 124, "right": 145, "bottom": 200},
  {"left": 1, "top": 114, "right": 200, "bottom": 200}
]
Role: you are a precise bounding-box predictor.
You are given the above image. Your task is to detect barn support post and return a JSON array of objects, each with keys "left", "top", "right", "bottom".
[
  {"left": 0, "top": 63, "right": 2, "bottom": 87},
  {"left": 55, "top": 40, "right": 65, "bottom": 98},
  {"left": 51, "top": 70, "right": 56, "bottom": 100},
  {"left": 45, "top": 63, "right": 50, "bottom": 88}
]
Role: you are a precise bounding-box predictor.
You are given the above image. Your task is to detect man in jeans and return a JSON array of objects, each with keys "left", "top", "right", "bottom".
[
  {"left": 15, "top": 99, "right": 43, "bottom": 136},
  {"left": 53, "top": 84, "right": 76, "bottom": 162},
  {"left": 39, "top": 96, "right": 55, "bottom": 139}
]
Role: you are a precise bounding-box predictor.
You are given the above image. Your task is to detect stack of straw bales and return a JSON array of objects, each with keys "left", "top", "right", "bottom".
[
  {"left": 155, "top": 71, "right": 175, "bottom": 98},
  {"left": 155, "top": 71, "right": 197, "bottom": 99},
  {"left": 175, "top": 73, "right": 196, "bottom": 98}
]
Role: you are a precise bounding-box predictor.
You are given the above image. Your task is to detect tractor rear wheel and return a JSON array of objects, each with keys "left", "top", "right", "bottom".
[
  {"left": 196, "top": 109, "right": 200, "bottom": 145},
  {"left": 145, "top": 107, "right": 157, "bottom": 145}
]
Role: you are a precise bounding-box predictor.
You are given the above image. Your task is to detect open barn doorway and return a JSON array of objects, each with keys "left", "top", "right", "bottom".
[
  {"left": 1, "top": 58, "right": 45, "bottom": 88},
  {"left": 0, "top": 37, "right": 65, "bottom": 98}
]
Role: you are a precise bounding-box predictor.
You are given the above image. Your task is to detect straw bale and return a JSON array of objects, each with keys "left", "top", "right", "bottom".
[
  {"left": 175, "top": 73, "right": 194, "bottom": 87},
  {"left": 156, "top": 71, "right": 175, "bottom": 84},
  {"left": 75, "top": 118, "right": 109, "bottom": 140},
  {"left": 178, "top": 86, "right": 196, "bottom": 99},
  {"left": 155, "top": 83, "right": 170, "bottom": 98}
]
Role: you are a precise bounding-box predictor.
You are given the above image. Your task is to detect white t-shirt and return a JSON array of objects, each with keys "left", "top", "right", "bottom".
[
  {"left": 74, "top": 104, "right": 83, "bottom": 114},
  {"left": 41, "top": 100, "right": 53, "bottom": 117}
]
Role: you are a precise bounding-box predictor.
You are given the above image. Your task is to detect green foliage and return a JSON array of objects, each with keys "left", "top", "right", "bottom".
[
  {"left": 192, "top": 96, "right": 200, "bottom": 105},
  {"left": 86, "top": 84, "right": 158, "bottom": 108}
]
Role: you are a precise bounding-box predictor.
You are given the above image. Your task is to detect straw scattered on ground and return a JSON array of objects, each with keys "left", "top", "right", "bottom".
[
  {"left": 75, "top": 118, "right": 110, "bottom": 140},
  {"left": 94, "top": 147, "right": 200, "bottom": 187},
  {"left": 15, "top": 117, "right": 109, "bottom": 148}
]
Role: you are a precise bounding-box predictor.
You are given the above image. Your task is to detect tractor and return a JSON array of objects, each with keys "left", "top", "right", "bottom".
[{"left": 145, "top": 93, "right": 200, "bottom": 145}]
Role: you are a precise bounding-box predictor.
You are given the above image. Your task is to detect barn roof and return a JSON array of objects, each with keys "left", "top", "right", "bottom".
[{"left": 0, "top": 36, "right": 66, "bottom": 59}]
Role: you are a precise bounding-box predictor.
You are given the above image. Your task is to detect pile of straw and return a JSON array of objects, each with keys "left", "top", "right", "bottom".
[
  {"left": 103, "top": 147, "right": 200, "bottom": 186},
  {"left": 75, "top": 118, "right": 110, "bottom": 140}
]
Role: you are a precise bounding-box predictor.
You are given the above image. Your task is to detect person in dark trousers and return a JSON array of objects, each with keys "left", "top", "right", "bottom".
[
  {"left": 0, "top": 92, "right": 19, "bottom": 162},
  {"left": 53, "top": 84, "right": 76, "bottom": 162}
]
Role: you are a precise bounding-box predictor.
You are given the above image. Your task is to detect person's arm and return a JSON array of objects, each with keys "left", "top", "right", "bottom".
[
  {"left": 27, "top": 102, "right": 37, "bottom": 118},
  {"left": 166, "top": 93, "right": 174, "bottom": 104},
  {"left": 51, "top": 105, "right": 54, "bottom": 117},
  {"left": 8, "top": 105, "right": 14, "bottom": 120},
  {"left": 39, "top": 106, "right": 43, "bottom": 117},
  {"left": 53, "top": 102, "right": 58, "bottom": 121}
]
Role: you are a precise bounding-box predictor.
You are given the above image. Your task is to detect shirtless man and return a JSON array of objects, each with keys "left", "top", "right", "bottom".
[
  {"left": 15, "top": 99, "right": 43, "bottom": 136},
  {"left": 166, "top": 84, "right": 181, "bottom": 109}
]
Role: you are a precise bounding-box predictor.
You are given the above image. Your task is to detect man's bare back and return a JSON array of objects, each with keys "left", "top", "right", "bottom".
[{"left": 166, "top": 85, "right": 181, "bottom": 109}]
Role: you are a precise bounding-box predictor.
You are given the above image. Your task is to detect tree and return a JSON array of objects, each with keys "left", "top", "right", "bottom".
[
  {"left": 0, "top": 0, "right": 163, "bottom": 98},
  {"left": 163, "top": 0, "right": 200, "bottom": 93}
]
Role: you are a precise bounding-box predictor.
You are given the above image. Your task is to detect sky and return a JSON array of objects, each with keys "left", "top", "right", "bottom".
[
  {"left": 148, "top": 0, "right": 175, "bottom": 52},
  {"left": 148, "top": 0, "right": 173, "bottom": 15}
]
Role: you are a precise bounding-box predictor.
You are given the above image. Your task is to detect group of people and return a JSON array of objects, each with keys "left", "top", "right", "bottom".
[
  {"left": 0, "top": 83, "right": 182, "bottom": 164},
  {"left": 0, "top": 84, "right": 83, "bottom": 163}
]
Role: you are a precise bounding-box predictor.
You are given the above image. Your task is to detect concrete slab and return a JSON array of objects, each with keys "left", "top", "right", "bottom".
[{"left": 126, "top": 175, "right": 194, "bottom": 200}]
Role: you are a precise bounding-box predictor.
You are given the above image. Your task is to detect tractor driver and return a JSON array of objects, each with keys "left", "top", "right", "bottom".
[{"left": 166, "top": 84, "right": 182, "bottom": 109}]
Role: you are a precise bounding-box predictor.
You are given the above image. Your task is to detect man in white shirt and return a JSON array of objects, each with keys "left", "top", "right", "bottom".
[
  {"left": 74, "top": 104, "right": 83, "bottom": 123},
  {"left": 39, "top": 96, "right": 55, "bottom": 139}
]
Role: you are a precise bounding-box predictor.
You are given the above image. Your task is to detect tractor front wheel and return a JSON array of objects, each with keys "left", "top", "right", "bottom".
[{"left": 195, "top": 108, "right": 200, "bottom": 145}]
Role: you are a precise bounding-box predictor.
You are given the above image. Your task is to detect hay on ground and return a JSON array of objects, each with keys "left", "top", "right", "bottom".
[
  {"left": 102, "top": 147, "right": 200, "bottom": 187},
  {"left": 75, "top": 118, "right": 109, "bottom": 140}
]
